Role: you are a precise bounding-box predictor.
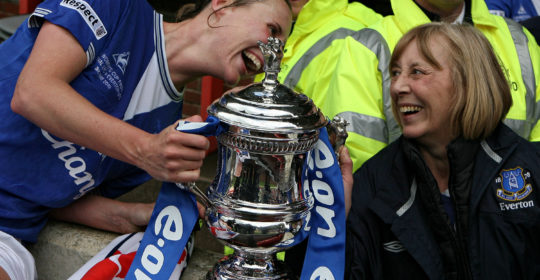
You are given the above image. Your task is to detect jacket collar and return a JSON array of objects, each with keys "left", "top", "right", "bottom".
[
  {"left": 469, "top": 0, "right": 499, "bottom": 28},
  {"left": 391, "top": 0, "right": 431, "bottom": 34},
  {"left": 293, "top": 0, "right": 348, "bottom": 34},
  {"left": 369, "top": 133, "right": 484, "bottom": 223}
]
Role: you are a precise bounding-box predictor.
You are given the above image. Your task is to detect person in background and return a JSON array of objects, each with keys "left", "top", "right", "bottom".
[
  {"left": 485, "top": 0, "right": 540, "bottom": 21},
  {"left": 323, "top": 0, "right": 540, "bottom": 174},
  {"left": 485, "top": 0, "right": 540, "bottom": 42},
  {"left": 0, "top": 0, "right": 292, "bottom": 279},
  {"left": 256, "top": 0, "right": 381, "bottom": 96},
  {"left": 346, "top": 22, "right": 540, "bottom": 279}
]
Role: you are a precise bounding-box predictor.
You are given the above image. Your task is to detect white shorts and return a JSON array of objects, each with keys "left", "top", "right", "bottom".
[{"left": 0, "top": 231, "right": 37, "bottom": 280}]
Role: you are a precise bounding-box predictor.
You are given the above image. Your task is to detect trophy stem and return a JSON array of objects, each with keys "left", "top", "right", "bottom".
[{"left": 206, "top": 250, "right": 297, "bottom": 280}]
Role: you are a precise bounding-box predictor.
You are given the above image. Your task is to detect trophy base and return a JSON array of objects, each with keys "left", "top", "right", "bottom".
[{"left": 205, "top": 252, "right": 298, "bottom": 280}]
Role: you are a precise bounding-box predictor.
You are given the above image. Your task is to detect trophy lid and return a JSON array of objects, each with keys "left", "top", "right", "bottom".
[{"left": 208, "top": 37, "right": 327, "bottom": 133}]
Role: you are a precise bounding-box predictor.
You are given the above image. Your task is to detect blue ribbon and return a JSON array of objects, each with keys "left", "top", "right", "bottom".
[
  {"left": 126, "top": 116, "right": 345, "bottom": 279},
  {"left": 299, "top": 127, "right": 346, "bottom": 280},
  {"left": 125, "top": 184, "right": 198, "bottom": 279}
]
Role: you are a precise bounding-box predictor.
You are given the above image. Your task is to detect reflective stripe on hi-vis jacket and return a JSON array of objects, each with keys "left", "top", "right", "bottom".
[
  {"left": 335, "top": 28, "right": 400, "bottom": 146},
  {"left": 256, "top": 0, "right": 381, "bottom": 89},
  {"left": 284, "top": 28, "right": 361, "bottom": 89},
  {"left": 503, "top": 18, "right": 539, "bottom": 138}
]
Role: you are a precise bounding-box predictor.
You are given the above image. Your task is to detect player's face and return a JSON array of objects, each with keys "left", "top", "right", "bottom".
[{"left": 213, "top": 0, "right": 292, "bottom": 84}]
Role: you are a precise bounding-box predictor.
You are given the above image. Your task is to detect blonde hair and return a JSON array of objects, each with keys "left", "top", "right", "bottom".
[{"left": 390, "top": 22, "right": 512, "bottom": 140}]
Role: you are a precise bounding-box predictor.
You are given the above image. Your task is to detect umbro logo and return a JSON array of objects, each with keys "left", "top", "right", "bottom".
[
  {"left": 383, "top": 240, "right": 406, "bottom": 253},
  {"left": 113, "top": 52, "right": 130, "bottom": 74}
]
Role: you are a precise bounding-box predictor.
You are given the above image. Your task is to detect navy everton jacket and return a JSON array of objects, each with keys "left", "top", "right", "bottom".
[{"left": 346, "top": 123, "right": 540, "bottom": 279}]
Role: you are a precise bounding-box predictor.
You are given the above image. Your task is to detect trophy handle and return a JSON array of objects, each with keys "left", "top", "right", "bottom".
[
  {"left": 326, "top": 115, "right": 349, "bottom": 156},
  {"left": 176, "top": 182, "right": 212, "bottom": 208}
]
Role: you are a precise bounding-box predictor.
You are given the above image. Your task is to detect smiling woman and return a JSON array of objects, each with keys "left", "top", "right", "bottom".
[
  {"left": 390, "top": 37, "right": 456, "bottom": 146},
  {"left": 0, "top": 0, "right": 292, "bottom": 279},
  {"left": 390, "top": 22, "right": 512, "bottom": 144},
  {"left": 346, "top": 23, "right": 540, "bottom": 280}
]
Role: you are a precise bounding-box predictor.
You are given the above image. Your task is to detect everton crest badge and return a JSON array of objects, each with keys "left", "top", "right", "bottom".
[{"left": 496, "top": 167, "right": 533, "bottom": 201}]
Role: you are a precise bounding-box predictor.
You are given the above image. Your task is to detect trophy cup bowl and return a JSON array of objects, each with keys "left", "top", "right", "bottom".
[{"left": 204, "top": 82, "right": 326, "bottom": 279}]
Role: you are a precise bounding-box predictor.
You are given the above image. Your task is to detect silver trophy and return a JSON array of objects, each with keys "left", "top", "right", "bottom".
[{"left": 186, "top": 37, "right": 347, "bottom": 279}]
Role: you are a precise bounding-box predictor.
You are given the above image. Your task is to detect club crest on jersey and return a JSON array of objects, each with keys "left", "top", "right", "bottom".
[{"left": 496, "top": 167, "right": 532, "bottom": 201}]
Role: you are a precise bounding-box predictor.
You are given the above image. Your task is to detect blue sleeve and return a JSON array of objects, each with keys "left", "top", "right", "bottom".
[
  {"left": 485, "top": 0, "right": 512, "bottom": 17},
  {"left": 29, "top": 0, "right": 129, "bottom": 58}
]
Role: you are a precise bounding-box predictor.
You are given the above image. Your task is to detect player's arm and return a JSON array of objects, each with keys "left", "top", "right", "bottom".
[{"left": 11, "top": 21, "right": 209, "bottom": 183}]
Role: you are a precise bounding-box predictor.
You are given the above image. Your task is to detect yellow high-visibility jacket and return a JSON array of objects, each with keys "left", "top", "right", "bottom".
[
  {"left": 271, "top": 0, "right": 381, "bottom": 88},
  {"left": 254, "top": 0, "right": 381, "bottom": 170},
  {"left": 323, "top": 0, "right": 540, "bottom": 172}
]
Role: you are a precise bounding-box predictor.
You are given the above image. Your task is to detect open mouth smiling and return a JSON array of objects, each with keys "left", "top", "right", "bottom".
[
  {"left": 242, "top": 50, "right": 262, "bottom": 73},
  {"left": 400, "top": 105, "right": 423, "bottom": 115}
]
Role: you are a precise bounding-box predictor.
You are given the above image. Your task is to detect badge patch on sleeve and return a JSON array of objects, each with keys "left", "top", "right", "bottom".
[
  {"left": 60, "top": 0, "right": 107, "bottom": 39},
  {"left": 496, "top": 167, "right": 533, "bottom": 201}
]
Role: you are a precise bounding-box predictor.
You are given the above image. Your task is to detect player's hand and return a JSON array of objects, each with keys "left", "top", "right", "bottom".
[{"left": 138, "top": 115, "right": 210, "bottom": 183}]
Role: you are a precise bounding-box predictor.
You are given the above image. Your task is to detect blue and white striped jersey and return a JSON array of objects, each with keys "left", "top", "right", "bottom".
[{"left": 0, "top": 0, "right": 184, "bottom": 242}]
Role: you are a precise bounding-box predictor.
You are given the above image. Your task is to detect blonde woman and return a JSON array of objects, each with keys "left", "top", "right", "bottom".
[{"left": 346, "top": 23, "right": 540, "bottom": 279}]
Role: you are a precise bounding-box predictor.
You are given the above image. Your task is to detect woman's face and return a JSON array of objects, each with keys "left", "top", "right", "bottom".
[
  {"left": 212, "top": 0, "right": 292, "bottom": 84},
  {"left": 390, "top": 38, "right": 455, "bottom": 146}
]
